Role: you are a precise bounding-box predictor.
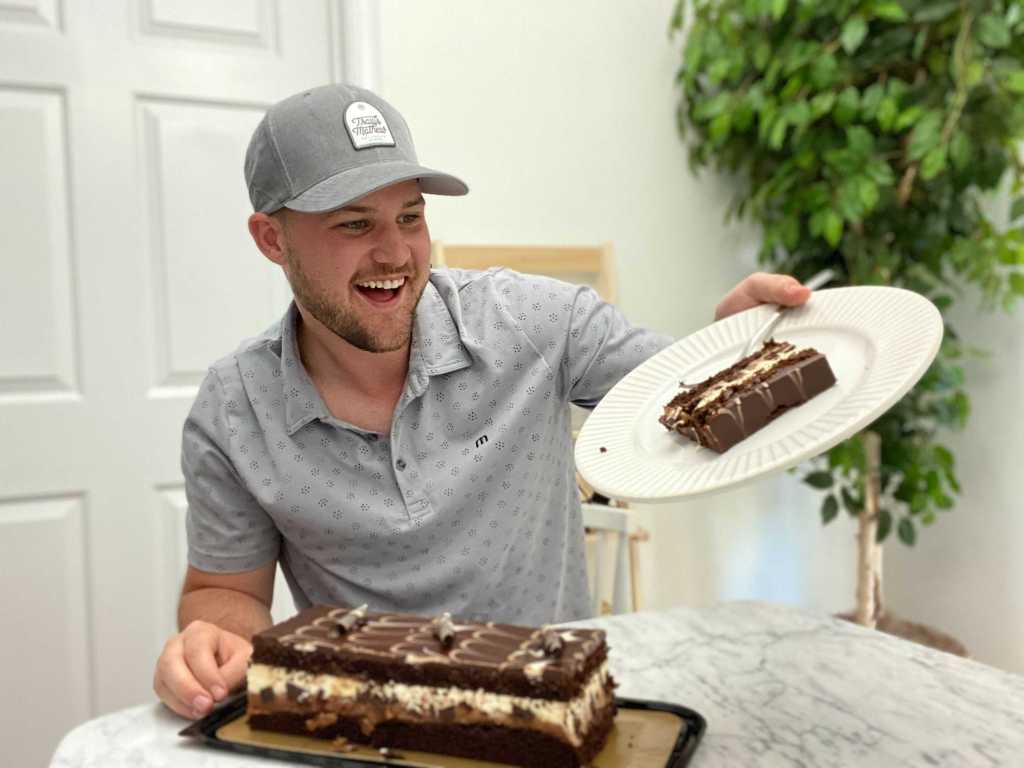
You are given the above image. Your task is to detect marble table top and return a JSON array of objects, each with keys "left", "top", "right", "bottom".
[{"left": 51, "top": 601, "right": 1024, "bottom": 767}]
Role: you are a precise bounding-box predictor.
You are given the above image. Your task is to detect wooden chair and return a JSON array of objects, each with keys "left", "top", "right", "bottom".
[
  {"left": 432, "top": 241, "right": 649, "bottom": 615},
  {"left": 431, "top": 243, "right": 618, "bottom": 304}
]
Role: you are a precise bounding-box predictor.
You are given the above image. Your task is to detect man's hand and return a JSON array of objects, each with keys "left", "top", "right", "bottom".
[
  {"left": 153, "top": 620, "right": 252, "bottom": 719},
  {"left": 715, "top": 272, "right": 812, "bottom": 321}
]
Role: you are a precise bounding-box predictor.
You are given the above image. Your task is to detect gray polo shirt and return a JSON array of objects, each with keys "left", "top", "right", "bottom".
[{"left": 183, "top": 267, "right": 672, "bottom": 625}]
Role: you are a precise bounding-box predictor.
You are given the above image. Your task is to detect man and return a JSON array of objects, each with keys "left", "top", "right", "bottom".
[{"left": 153, "top": 83, "right": 813, "bottom": 719}]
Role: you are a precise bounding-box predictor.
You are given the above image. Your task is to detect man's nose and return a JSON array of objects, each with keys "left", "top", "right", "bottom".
[{"left": 370, "top": 222, "right": 409, "bottom": 263}]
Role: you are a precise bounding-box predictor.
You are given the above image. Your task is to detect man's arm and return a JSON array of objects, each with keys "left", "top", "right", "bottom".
[
  {"left": 178, "top": 564, "right": 275, "bottom": 639},
  {"left": 498, "top": 269, "right": 815, "bottom": 408},
  {"left": 154, "top": 563, "right": 275, "bottom": 720}
]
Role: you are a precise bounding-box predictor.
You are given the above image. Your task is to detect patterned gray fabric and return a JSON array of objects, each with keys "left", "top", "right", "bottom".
[{"left": 182, "top": 267, "right": 672, "bottom": 624}]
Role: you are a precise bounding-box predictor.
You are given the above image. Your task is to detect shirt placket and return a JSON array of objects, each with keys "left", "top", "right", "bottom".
[{"left": 390, "top": 370, "right": 433, "bottom": 523}]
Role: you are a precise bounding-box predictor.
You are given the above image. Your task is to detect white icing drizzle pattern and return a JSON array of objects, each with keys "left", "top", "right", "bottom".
[{"left": 272, "top": 609, "right": 601, "bottom": 683}]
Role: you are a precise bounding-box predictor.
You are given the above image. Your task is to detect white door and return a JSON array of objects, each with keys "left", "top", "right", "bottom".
[{"left": 0, "top": 2, "right": 376, "bottom": 765}]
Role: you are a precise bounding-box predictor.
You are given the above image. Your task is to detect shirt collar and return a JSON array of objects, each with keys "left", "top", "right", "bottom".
[
  {"left": 280, "top": 276, "right": 473, "bottom": 435},
  {"left": 409, "top": 274, "right": 474, "bottom": 378},
  {"left": 280, "top": 302, "right": 331, "bottom": 435}
]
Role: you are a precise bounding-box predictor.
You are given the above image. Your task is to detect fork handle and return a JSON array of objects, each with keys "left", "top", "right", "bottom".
[{"left": 738, "top": 268, "right": 836, "bottom": 360}]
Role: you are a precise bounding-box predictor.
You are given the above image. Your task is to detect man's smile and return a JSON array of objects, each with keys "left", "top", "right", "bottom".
[{"left": 354, "top": 275, "right": 408, "bottom": 306}]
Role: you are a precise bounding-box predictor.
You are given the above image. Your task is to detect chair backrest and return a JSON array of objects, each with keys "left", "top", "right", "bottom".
[
  {"left": 580, "top": 502, "right": 631, "bottom": 616},
  {"left": 431, "top": 242, "right": 617, "bottom": 303},
  {"left": 431, "top": 241, "right": 647, "bottom": 615}
]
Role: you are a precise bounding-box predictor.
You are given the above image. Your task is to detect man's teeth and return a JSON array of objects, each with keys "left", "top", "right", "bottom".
[{"left": 356, "top": 277, "right": 406, "bottom": 290}]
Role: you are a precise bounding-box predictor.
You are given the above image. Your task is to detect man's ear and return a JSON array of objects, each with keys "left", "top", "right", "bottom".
[{"left": 248, "top": 212, "right": 288, "bottom": 266}]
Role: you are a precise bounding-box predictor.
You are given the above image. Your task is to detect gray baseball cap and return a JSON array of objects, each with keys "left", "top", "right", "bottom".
[{"left": 245, "top": 83, "right": 468, "bottom": 214}]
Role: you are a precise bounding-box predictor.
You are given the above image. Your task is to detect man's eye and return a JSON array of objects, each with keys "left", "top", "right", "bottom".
[
  {"left": 400, "top": 212, "right": 423, "bottom": 225},
  {"left": 335, "top": 220, "right": 368, "bottom": 231}
]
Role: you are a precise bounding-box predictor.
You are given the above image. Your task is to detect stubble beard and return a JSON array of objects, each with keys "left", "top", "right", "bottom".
[{"left": 284, "top": 245, "right": 425, "bottom": 353}]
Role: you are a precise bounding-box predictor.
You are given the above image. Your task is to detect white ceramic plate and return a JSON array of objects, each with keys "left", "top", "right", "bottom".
[{"left": 574, "top": 286, "right": 943, "bottom": 503}]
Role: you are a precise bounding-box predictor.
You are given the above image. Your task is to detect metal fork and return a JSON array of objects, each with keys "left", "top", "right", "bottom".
[
  {"left": 736, "top": 267, "right": 836, "bottom": 360},
  {"left": 676, "top": 268, "right": 835, "bottom": 389}
]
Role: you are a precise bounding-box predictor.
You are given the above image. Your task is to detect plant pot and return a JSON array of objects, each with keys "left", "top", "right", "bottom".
[{"left": 837, "top": 610, "right": 969, "bottom": 657}]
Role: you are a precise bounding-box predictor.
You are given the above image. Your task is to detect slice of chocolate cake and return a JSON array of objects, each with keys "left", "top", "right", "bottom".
[
  {"left": 661, "top": 339, "right": 836, "bottom": 453},
  {"left": 247, "top": 604, "right": 617, "bottom": 767}
]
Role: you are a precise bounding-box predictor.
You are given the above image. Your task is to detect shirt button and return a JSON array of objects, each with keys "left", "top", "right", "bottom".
[{"left": 396, "top": 459, "right": 407, "bottom": 471}]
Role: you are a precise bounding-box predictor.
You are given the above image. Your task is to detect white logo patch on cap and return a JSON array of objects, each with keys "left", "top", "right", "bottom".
[{"left": 344, "top": 101, "right": 396, "bottom": 149}]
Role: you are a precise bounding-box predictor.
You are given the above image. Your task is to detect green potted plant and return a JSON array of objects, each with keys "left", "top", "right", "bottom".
[{"left": 671, "top": 0, "right": 1024, "bottom": 647}]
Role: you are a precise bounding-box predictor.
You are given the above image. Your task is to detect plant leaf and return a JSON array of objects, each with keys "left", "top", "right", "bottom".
[
  {"left": 805, "top": 470, "right": 834, "bottom": 489},
  {"left": 949, "top": 130, "right": 971, "bottom": 169},
  {"left": 921, "top": 146, "right": 948, "bottom": 180},
  {"left": 898, "top": 517, "right": 917, "bottom": 546},
  {"left": 858, "top": 177, "right": 880, "bottom": 210},
  {"left": 841, "top": 17, "right": 868, "bottom": 54},
  {"left": 824, "top": 210, "right": 843, "bottom": 247},
  {"left": 875, "top": 508, "right": 892, "bottom": 542},
  {"left": 821, "top": 494, "right": 839, "bottom": 524},
  {"left": 835, "top": 86, "right": 860, "bottom": 125},
  {"left": 907, "top": 110, "right": 943, "bottom": 161},
  {"left": 912, "top": 1, "right": 958, "bottom": 23},
  {"left": 976, "top": 13, "right": 1011, "bottom": 49},
  {"left": 872, "top": 2, "right": 908, "bottom": 22},
  {"left": 1004, "top": 70, "right": 1024, "bottom": 94}
]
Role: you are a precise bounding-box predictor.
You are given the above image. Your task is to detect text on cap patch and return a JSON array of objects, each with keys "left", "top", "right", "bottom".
[{"left": 344, "top": 101, "right": 396, "bottom": 149}]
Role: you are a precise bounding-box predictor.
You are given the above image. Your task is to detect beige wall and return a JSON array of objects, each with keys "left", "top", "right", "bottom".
[{"left": 376, "top": 0, "right": 1023, "bottom": 674}]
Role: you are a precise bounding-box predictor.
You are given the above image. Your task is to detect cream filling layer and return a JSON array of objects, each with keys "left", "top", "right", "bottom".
[
  {"left": 695, "top": 343, "right": 803, "bottom": 409},
  {"left": 248, "top": 660, "right": 612, "bottom": 747}
]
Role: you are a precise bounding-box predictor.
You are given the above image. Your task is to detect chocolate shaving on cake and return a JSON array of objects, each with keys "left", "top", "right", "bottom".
[
  {"left": 330, "top": 736, "right": 355, "bottom": 753},
  {"left": 434, "top": 611, "right": 456, "bottom": 649},
  {"left": 334, "top": 603, "right": 368, "bottom": 634},
  {"left": 541, "top": 627, "right": 564, "bottom": 656}
]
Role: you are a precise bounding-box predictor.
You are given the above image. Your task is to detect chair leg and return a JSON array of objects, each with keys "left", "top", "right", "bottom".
[{"left": 628, "top": 527, "right": 650, "bottom": 612}]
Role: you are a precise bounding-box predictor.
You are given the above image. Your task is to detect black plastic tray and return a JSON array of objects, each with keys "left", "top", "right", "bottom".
[{"left": 180, "top": 694, "right": 706, "bottom": 767}]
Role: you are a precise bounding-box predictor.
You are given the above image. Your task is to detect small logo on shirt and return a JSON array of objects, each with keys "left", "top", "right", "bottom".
[
  {"left": 344, "top": 101, "right": 396, "bottom": 149},
  {"left": 475, "top": 434, "right": 489, "bottom": 448}
]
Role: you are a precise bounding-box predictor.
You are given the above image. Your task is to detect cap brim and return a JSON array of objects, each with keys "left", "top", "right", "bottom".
[{"left": 283, "top": 161, "right": 468, "bottom": 213}]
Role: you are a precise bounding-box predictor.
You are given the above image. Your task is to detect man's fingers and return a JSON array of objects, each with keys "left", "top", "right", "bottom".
[
  {"left": 216, "top": 635, "right": 253, "bottom": 693},
  {"left": 745, "top": 272, "right": 809, "bottom": 307},
  {"left": 715, "top": 272, "right": 812, "bottom": 320},
  {"left": 153, "top": 675, "right": 198, "bottom": 720},
  {"left": 154, "top": 636, "right": 211, "bottom": 718},
  {"left": 180, "top": 623, "right": 229, "bottom": 705}
]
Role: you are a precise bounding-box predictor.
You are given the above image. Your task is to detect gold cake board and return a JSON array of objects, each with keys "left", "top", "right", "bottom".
[
  {"left": 219, "top": 709, "right": 681, "bottom": 767},
  {"left": 180, "top": 695, "right": 706, "bottom": 767}
]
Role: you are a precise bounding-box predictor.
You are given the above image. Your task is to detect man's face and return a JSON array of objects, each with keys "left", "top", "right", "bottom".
[{"left": 277, "top": 180, "right": 431, "bottom": 353}]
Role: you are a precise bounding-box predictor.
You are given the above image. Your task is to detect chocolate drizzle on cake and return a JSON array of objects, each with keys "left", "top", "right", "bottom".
[{"left": 661, "top": 339, "right": 836, "bottom": 453}]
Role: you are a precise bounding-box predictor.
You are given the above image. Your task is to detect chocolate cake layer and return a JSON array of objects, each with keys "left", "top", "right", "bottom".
[
  {"left": 247, "top": 707, "right": 616, "bottom": 768},
  {"left": 661, "top": 339, "right": 836, "bottom": 453},
  {"left": 251, "top": 605, "right": 608, "bottom": 699}
]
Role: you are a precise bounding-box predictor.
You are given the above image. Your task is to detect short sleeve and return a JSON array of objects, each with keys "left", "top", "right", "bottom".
[
  {"left": 494, "top": 269, "right": 673, "bottom": 408},
  {"left": 181, "top": 368, "right": 280, "bottom": 573}
]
